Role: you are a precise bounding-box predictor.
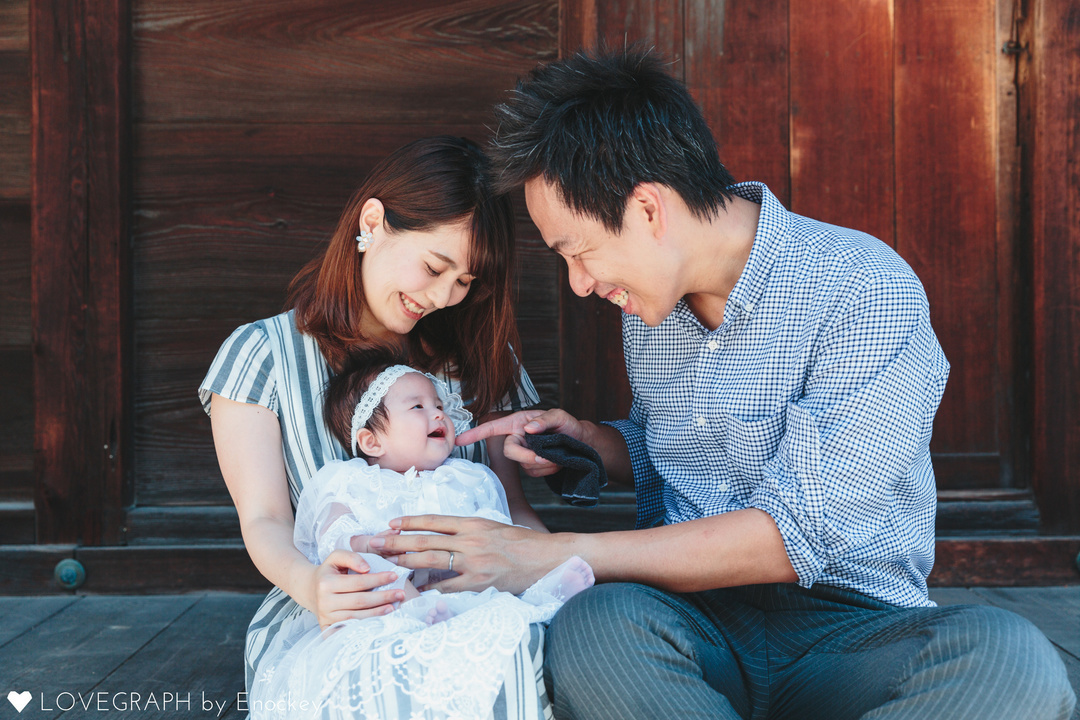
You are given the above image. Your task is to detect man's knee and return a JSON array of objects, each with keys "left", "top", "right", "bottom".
[
  {"left": 936, "top": 605, "right": 1075, "bottom": 719},
  {"left": 547, "top": 583, "right": 658, "bottom": 670}
]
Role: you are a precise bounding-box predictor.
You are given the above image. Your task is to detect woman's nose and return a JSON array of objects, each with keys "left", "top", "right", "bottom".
[{"left": 429, "top": 278, "right": 454, "bottom": 309}]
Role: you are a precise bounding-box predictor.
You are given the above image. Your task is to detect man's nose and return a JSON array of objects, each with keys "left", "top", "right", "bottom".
[{"left": 567, "top": 261, "right": 596, "bottom": 298}]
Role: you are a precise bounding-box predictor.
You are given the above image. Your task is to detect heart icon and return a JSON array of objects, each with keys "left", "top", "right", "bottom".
[{"left": 7, "top": 691, "right": 32, "bottom": 712}]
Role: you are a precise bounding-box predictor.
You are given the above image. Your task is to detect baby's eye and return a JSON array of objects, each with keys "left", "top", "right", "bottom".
[{"left": 412, "top": 403, "right": 424, "bottom": 410}]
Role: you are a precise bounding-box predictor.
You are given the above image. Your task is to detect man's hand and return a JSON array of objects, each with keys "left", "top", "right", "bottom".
[
  {"left": 369, "top": 515, "right": 560, "bottom": 594},
  {"left": 456, "top": 408, "right": 588, "bottom": 477}
]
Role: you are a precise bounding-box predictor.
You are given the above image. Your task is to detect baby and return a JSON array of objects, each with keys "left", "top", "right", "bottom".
[{"left": 292, "top": 347, "right": 594, "bottom": 622}]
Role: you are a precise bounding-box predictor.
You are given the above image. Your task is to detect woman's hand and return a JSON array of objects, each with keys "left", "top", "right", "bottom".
[
  {"left": 369, "top": 516, "right": 565, "bottom": 595},
  {"left": 456, "top": 408, "right": 588, "bottom": 478},
  {"left": 311, "top": 550, "right": 406, "bottom": 629}
]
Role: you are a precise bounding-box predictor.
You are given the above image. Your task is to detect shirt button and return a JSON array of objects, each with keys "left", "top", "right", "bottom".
[
  {"left": 718, "top": 483, "right": 729, "bottom": 492},
  {"left": 744, "top": 302, "right": 756, "bottom": 313},
  {"left": 696, "top": 416, "right": 707, "bottom": 427},
  {"left": 706, "top": 339, "right": 719, "bottom": 351}
]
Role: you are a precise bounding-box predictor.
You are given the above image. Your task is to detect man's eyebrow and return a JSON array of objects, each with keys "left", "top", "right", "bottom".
[{"left": 548, "top": 237, "right": 573, "bottom": 254}]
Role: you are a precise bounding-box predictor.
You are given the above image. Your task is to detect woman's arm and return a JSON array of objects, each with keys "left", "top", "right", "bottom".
[{"left": 210, "top": 394, "right": 405, "bottom": 626}]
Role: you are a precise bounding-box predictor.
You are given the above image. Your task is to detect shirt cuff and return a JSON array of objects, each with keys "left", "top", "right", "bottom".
[{"left": 603, "top": 419, "right": 664, "bottom": 529}]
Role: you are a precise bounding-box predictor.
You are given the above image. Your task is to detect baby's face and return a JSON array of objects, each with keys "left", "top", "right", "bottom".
[{"left": 372, "top": 372, "right": 455, "bottom": 472}]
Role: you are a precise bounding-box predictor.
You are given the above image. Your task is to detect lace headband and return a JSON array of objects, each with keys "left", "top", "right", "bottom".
[{"left": 349, "top": 365, "right": 473, "bottom": 456}]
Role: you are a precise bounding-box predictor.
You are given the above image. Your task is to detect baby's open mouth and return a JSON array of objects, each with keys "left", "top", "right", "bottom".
[{"left": 428, "top": 428, "right": 446, "bottom": 438}]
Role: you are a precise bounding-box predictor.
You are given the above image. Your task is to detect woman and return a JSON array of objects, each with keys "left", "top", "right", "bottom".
[{"left": 199, "top": 136, "right": 550, "bottom": 718}]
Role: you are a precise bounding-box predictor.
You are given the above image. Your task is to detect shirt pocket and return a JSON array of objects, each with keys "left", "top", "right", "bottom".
[{"left": 723, "top": 409, "right": 786, "bottom": 484}]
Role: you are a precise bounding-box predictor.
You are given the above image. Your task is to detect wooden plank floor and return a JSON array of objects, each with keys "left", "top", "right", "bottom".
[{"left": 0, "top": 588, "right": 1075, "bottom": 718}]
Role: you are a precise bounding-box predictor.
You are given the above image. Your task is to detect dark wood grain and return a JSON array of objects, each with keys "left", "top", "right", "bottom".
[
  {"left": 686, "top": 0, "right": 790, "bottom": 203},
  {"left": 0, "top": 596, "right": 78, "bottom": 647},
  {"left": 894, "top": 0, "right": 1002, "bottom": 488},
  {"left": 0, "top": 204, "right": 33, "bottom": 505},
  {"left": 0, "top": 545, "right": 76, "bottom": 593},
  {"left": 31, "top": 0, "right": 131, "bottom": 544},
  {"left": 930, "top": 537, "right": 1080, "bottom": 586},
  {"left": 789, "top": 0, "right": 894, "bottom": 244},
  {"left": 0, "top": 51, "right": 30, "bottom": 200},
  {"left": 1028, "top": 0, "right": 1080, "bottom": 532},
  {"left": 133, "top": 0, "right": 557, "bottom": 125},
  {"left": 75, "top": 545, "right": 272, "bottom": 593}
]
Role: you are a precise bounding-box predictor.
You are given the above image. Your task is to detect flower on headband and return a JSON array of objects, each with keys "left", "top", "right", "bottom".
[{"left": 349, "top": 365, "right": 472, "bottom": 457}]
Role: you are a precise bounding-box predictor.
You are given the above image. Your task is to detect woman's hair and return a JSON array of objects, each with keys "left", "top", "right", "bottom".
[
  {"left": 323, "top": 346, "right": 407, "bottom": 457},
  {"left": 288, "top": 135, "right": 521, "bottom": 418},
  {"left": 490, "top": 47, "right": 735, "bottom": 233}
]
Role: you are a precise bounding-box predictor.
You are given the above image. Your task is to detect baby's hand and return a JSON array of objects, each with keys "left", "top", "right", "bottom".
[{"left": 352, "top": 527, "right": 402, "bottom": 555}]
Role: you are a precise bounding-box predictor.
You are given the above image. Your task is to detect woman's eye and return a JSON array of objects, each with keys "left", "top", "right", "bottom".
[
  {"left": 425, "top": 264, "right": 439, "bottom": 277},
  {"left": 456, "top": 277, "right": 472, "bottom": 288}
]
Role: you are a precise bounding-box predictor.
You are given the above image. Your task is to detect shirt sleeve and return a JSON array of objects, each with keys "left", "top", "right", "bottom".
[
  {"left": 747, "top": 270, "right": 949, "bottom": 589},
  {"left": 197, "top": 322, "right": 278, "bottom": 417}
]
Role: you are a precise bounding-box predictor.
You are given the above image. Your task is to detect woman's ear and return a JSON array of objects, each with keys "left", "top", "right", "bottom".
[
  {"left": 357, "top": 428, "right": 384, "bottom": 458},
  {"left": 358, "top": 198, "right": 385, "bottom": 238}
]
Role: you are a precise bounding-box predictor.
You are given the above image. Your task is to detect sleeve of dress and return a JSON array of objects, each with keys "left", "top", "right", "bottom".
[
  {"left": 747, "top": 270, "right": 950, "bottom": 590},
  {"left": 197, "top": 322, "right": 277, "bottom": 417},
  {"left": 492, "top": 349, "right": 541, "bottom": 412},
  {"left": 603, "top": 314, "right": 664, "bottom": 529}
]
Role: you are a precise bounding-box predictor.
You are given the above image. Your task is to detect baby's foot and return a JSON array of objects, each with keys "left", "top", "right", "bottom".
[
  {"left": 521, "top": 556, "right": 595, "bottom": 605},
  {"left": 425, "top": 600, "right": 454, "bottom": 626}
]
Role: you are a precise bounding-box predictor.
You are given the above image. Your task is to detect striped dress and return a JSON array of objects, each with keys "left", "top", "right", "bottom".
[{"left": 199, "top": 310, "right": 550, "bottom": 719}]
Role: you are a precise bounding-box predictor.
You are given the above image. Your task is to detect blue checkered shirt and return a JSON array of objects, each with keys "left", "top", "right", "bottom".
[{"left": 606, "top": 182, "right": 949, "bottom": 608}]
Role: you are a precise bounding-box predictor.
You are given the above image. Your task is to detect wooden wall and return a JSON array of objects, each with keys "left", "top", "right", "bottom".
[
  {"left": 0, "top": 0, "right": 33, "bottom": 544},
  {"left": 1, "top": 0, "right": 1077, "bottom": 589}
]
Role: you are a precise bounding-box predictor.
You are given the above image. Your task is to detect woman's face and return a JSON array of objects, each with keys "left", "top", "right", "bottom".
[{"left": 358, "top": 208, "right": 476, "bottom": 340}]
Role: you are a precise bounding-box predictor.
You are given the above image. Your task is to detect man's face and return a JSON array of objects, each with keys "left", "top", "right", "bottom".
[{"left": 524, "top": 178, "right": 678, "bottom": 327}]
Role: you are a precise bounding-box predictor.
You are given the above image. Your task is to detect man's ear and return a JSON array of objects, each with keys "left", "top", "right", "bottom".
[
  {"left": 629, "top": 182, "right": 668, "bottom": 243},
  {"left": 357, "top": 428, "right": 384, "bottom": 458}
]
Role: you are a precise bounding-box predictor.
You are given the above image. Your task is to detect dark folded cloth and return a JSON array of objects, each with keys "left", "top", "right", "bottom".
[{"left": 523, "top": 433, "right": 608, "bottom": 507}]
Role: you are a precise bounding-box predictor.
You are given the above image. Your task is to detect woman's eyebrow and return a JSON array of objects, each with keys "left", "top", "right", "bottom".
[{"left": 429, "top": 251, "right": 459, "bottom": 267}]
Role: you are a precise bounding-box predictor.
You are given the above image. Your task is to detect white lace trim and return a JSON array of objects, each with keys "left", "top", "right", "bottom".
[{"left": 349, "top": 365, "right": 472, "bottom": 456}]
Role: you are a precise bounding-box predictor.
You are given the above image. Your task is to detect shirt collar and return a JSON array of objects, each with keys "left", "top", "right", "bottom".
[{"left": 670, "top": 182, "right": 789, "bottom": 336}]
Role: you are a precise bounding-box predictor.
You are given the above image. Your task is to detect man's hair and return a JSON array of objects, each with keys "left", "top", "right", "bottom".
[
  {"left": 490, "top": 47, "right": 736, "bottom": 233},
  {"left": 323, "top": 345, "right": 409, "bottom": 457}
]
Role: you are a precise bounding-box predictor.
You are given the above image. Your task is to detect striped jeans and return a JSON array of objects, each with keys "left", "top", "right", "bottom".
[{"left": 545, "top": 582, "right": 1075, "bottom": 720}]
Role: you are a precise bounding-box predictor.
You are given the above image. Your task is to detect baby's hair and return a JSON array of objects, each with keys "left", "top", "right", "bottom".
[{"left": 323, "top": 345, "right": 411, "bottom": 457}]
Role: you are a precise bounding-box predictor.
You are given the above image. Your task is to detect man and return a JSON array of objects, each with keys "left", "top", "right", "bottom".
[{"left": 376, "top": 50, "right": 1075, "bottom": 719}]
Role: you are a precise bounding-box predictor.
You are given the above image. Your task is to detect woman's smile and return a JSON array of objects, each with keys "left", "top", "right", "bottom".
[{"left": 400, "top": 293, "right": 427, "bottom": 319}]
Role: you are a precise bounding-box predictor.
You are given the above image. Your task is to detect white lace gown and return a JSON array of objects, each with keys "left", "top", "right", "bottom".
[{"left": 249, "top": 458, "right": 568, "bottom": 720}]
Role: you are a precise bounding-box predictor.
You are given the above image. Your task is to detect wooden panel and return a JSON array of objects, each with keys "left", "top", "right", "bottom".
[
  {"left": 894, "top": 0, "right": 1000, "bottom": 485},
  {"left": 686, "top": 0, "right": 790, "bottom": 203},
  {"left": 31, "top": 0, "right": 130, "bottom": 544},
  {"left": 132, "top": 125, "right": 560, "bottom": 505},
  {"left": 133, "top": 0, "right": 557, "bottom": 125},
  {"left": 0, "top": 545, "right": 75, "bottom": 593},
  {"left": 0, "top": 596, "right": 78, "bottom": 647},
  {"left": 0, "top": 0, "right": 30, "bottom": 200},
  {"left": 75, "top": 545, "right": 271, "bottom": 593},
  {"left": 789, "top": 0, "right": 894, "bottom": 244},
  {"left": 0, "top": 204, "right": 33, "bottom": 506},
  {"left": 930, "top": 537, "right": 1080, "bottom": 586},
  {"left": 1029, "top": 0, "right": 1080, "bottom": 532}
]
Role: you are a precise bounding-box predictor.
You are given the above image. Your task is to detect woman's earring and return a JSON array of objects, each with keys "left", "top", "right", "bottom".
[{"left": 356, "top": 229, "right": 374, "bottom": 253}]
